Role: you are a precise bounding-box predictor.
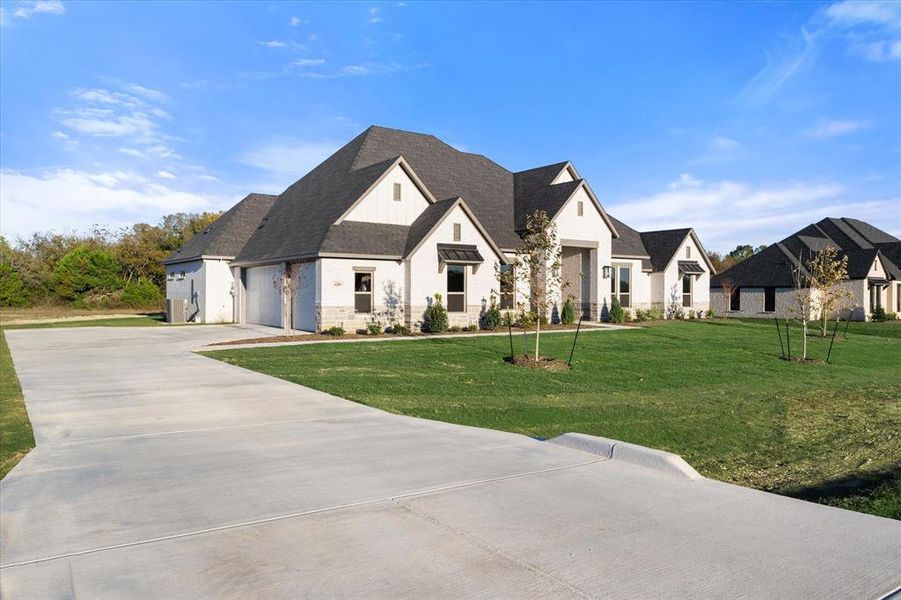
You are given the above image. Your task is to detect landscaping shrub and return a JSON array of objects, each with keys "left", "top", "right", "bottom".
[
  {"left": 561, "top": 298, "right": 576, "bottom": 325},
  {"left": 367, "top": 322, "right": 383, "bottom": 335},
  {"left": 870, "top": 306, "right": 887, "bottom": 322},
  {"left": 323, "top": 326, "right": 345, "bottom": 336},
  {"left": 0, "top": 263, "right": 28, "bottom": 307},
  {"left": 501, "top": 312, "right": 514, "bottom": 328},
  {"left": 390, "top": 324, "right": 409, "bottom": 335},
  {"left": 706, "top": 308, "right": 715, "bottom": 319},
  {"left": 449, "top": 325, "right": 462, "bottom": 332},
  {"left": 609, "top": 298, "right": 626, "bottom": 324},
  {"left": 483, "top": 298, "right": 502, "bottom": 330},
  {"left": 423, "top": 293, "right": 448, "bottom": 333},
  {"left": 121, "top": 277, "right": 163, "bottom": 307},
  {"left": 465, "top": 324, "right": 477, "bottom": 332},
  {"left": 633, "top": 309, "right": 647, "bottom": 322},
  {"left": 648, "top": 306, "right": 664, "bottom": 320},
  {"left": 689, "top": 309, "right": 697, "bottom": 320},
  {"left": 51, "top": 245, "right": 123, "bottom": 302}
]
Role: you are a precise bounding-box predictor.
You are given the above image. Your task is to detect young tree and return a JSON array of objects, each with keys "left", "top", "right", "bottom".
[
  {"left": 719, "top": 278, "right": 737, "bottom": 319},
  {"left": 509, "top": 210, "right": 564, "bottom": 362},
  {"left": 787, "top": 254, "right": 814, "bottom": 360},
  {"left": 806, "top": 246, "right": 852, "bottom": 337}
]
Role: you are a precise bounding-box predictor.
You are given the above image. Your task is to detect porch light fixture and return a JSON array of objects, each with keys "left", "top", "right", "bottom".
[{"left": 602, "top": 265, "right": 612, "bottom": 279}]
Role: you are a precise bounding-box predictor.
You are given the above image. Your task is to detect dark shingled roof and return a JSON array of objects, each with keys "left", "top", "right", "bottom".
[
  {"left": 607, "top": 215, "right": 652, "bottom": 270},
  {"left": 403, "top": 198, "right": 459, "bottom": 257},
  {"left": 640, "top": 229, "right": 692, "bottom": 272},
  {"left": 712, "top": 217, "right": 900, "bottom": 287},
  {"left": 319, "top": 221, "right": 409, "bottom": 257},
  {"left": 513, "top": 179, "right": 583, "bottom": 232},
  {"left": 163, "top": 193, "right": 277, "bottom": 264}
]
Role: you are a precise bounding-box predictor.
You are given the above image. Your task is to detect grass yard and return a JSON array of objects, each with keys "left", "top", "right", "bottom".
[
  {"left": 205, "top": 319, "right": 901, "bottom": 519},
  {"left": 0, "top": 333, "right": 34, "bottom": 479}
]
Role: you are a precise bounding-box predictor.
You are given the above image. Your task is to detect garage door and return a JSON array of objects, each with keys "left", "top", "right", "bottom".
[{"left": 245, "top": 265, "right": 283, "bottom": 327}]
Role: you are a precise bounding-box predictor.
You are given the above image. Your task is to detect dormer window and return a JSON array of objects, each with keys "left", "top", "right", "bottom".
[
  {"left": 453, "top": 222, "right": 461, "bottom": 242},
  {"left": 393, "top": 183, "right": 401, "bottom": 202},
  {"left": 577, "top": 201, "right": 584, "bottom": 216}
]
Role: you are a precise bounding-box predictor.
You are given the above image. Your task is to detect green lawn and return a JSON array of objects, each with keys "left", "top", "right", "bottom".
[
  {"left": 204, "top": 319, "right": 901, "bottom": 519},
  {"left": 0, "top": 332, "right": 34, "bottom": 479}
]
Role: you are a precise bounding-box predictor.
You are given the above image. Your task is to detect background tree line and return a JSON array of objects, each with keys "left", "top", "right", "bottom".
[
  {"left": 707, "top": 244, "right": 767, "bottom": 273},
  {"left": 0, "top": 212, "right": 221, "bottom": 309}
]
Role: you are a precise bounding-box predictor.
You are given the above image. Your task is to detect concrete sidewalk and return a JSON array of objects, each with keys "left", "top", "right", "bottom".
[{"left": 1, "top": 325, "right": 899, "bottom": 599}]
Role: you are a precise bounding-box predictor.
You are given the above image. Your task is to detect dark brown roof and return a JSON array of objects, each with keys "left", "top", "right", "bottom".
[
  {"left": 164, "top": 193, "right": 277, "bottom": 264},
  {"left": 712, "top": 217, "right": 900, "bottom": 287}
]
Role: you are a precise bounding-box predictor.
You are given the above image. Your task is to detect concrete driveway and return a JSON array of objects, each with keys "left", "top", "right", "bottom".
[{"left": 1, "top": 326, "right": 899, "bottom": 599}]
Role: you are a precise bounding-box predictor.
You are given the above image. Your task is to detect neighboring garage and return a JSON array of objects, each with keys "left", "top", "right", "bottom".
[{"left": 244, "top": 265, "right": 283, "bottom": 327}]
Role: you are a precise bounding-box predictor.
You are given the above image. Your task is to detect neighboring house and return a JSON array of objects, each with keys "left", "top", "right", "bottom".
[
  {"left": 164, "top": 126, "right": 715, "bottom": 330},
  {"left": 710, "top": 217, "right": 901, "bottom": 321}
]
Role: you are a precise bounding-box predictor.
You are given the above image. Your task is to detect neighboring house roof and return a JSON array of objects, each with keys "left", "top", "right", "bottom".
[
  {"left": 163, "top": 193, "right": 277, "bottom": 265},
  {"left": 712, "top": 217, "right": 900, "bottom": 288}
]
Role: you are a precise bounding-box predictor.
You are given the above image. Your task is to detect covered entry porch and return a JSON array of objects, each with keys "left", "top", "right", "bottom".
[{"left": 560, "top": 240, "right": 599, "bottom": 320}]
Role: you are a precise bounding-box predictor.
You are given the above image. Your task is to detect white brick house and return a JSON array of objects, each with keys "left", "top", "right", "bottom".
[{"left": 164, "top": 126, "right": 715, "bottom": 330}]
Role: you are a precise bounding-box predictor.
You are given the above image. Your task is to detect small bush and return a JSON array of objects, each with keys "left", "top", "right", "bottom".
[
  {"left": 484, "top": 298, "right": 502, "bottom": 330},
  {"left": 688, "top": 309, "right": 697, "bottom": 320},
  {"left": 501, "top": 312, "right": 514, "bottom": 328},
  {"left": 870, "top": 306, "right": 887, "bottom": 322},
  {"left": 323, "top": 326, "right": 345, "bottom": 336},
  {"left": 465, "top": 324, "right": 477, "bottom": 332},
  {"left": 518, "top": 310, "right": 535, "bottom": 328},
  {"left": 121, "top": 277, "right": 162, "bottom": 307},
  {"left": 633, "top": 309, "right": 647, "bottom": 322},
  {"left": 706, "top": 308, "right": 715, "bottom": 319},
  {"left": 367, "top": 322, "right": 383, "bottom": 335},
  {"left": 391, "top": 324, "right": 409, "bottom": 335},
  {"left": 561, "top": 298, "right": 575, "bottom": 325},
  {"left": 610, "top": 298, "right": 626, "bottom": 324},
  {"left": 423, "top": 294, "right": 448, "bottom": 333},
  {"left": 886, "top": 312, "right": 898, "bottom": 321},
  {"left": 647, "top": 306, "right": 664, "bottom": 321},
  {"left": 449, "top": 325, "right": 462, "bottom": 332}
]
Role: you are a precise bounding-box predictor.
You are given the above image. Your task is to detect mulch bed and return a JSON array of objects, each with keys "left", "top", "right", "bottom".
[
  {"left": 505, "top": 355, "right": 571, "bottom": 371},
  {"left": 207, "top": 323, "right": 591, "bottom": 347}
]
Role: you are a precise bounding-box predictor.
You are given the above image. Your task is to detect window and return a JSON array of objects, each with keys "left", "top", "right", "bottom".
[
  {"left": 354, "top": 271, "right": 373, "bottom": 313},
  {"left": 393, "top": 183, "right": 401, "bottom": 202},
  {"left": 447, "top": 265, "right": 465, "bottom": 312},
  {"left": 764, "top": 287, "right": 775, "bottom": 312},
  {"left": 682, "top": 274, "right": 692, "bottom": 307},
  {"left": 685, "top": 246, "right": 691, "bottom": 258},
  {"left": 897, "top": 284, "right": 900, "bottom": 313},
  {"left": 453, "top": 222, "right": 461, "bottom": 242},
  {"left": 577, "top": 200, "right": 584, "bottom": 216},
  {"left": 610, "top": 265, "right": 631, "bottom": 308},
  {"left": 869, "top": 284, "right": 881, "bottom": 311},
  {"left": 499, "top": 264, "right": 514, "bottom": 309},
  {"left": 730, "top": 287, "right": 741, "bottom": 311}
]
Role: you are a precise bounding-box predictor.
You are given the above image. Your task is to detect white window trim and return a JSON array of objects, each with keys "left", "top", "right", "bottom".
[
  {"left": 447, "top": 264, "right": 466, "bottom": 313},
  {"left": 610, "top": 264, "right": 631, "bottom": 308},
  {"left": 354, "top": 270, "right": 374, "bottom": 314},
  {"left": 682, "top": 274, "right": 692, "bottom": 308}
]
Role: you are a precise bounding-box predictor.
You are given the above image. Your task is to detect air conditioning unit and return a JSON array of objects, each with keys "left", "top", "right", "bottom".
[{"left": 166, "top": 298, "right": 187, "bottom": 324}]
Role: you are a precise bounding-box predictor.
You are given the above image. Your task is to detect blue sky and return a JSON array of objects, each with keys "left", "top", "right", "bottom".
[{"left": 1, "top": 0, "right": 899, "bottom": 251}]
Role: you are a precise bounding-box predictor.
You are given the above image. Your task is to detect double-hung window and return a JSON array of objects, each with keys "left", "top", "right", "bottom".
[
  {"left": 764, "top": 287, "right": 776, "bottom": 312},
  {"left": 682, "top": 274, "right": 692, "bottom": 307},
  {"left": 354, "top": 271, "right": 373, "bottom": 313},
  {"left": 447, "top": 265, "right": 466, "bottom": 312},
  {"left": 610, "top": 265, "right": 631, "bottom": 308},
  {"left": 499, "top": 264, "right": 514, "bottom": 309},
  {"left": 730, "top": 287, "right": 741, "bottom": 311}
]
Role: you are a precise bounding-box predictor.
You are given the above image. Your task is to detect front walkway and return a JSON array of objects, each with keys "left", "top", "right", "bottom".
[{"left": 1, "top": 325, "right": 899, "bottom": 598}]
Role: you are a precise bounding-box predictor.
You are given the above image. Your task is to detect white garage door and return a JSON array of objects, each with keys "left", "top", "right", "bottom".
[{"left": 245, "top": 265, "right": 283, "bottom": 327}]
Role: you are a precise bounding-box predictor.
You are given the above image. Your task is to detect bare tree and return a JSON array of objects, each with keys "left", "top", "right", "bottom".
[
  {"left": 787, "top": 255, "right": 813, "bottom": 360},
  {"left": 273, "top": 263, "right": 304, "bottom": 336},
  {"left": 509, "top": 210, "right": 565, "bottom": 362}
]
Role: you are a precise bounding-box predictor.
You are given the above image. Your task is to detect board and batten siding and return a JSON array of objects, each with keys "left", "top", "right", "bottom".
[
  {"left": 407, "top": 203, "right": 501, "bottom": 328},
  {"left": 342, "top": 164, "right": 430, "bottom": 226}
]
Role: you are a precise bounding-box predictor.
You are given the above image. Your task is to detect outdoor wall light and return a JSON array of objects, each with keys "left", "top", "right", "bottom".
[{"left": 602, "top": 265, "right": 612, "bottom": 279}]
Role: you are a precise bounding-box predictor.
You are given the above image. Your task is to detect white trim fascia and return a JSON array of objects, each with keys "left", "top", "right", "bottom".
[
  {"left": 334, "top": 156, "right": 438, "bottom": 225},
  {"left": 163, "top": 254, "right": 235, "bottom": 266}
]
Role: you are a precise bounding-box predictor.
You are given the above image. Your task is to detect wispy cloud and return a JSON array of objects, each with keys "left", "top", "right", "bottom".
[
  {"left": 238, "top": 140, "right": 339, "bottom": 190},
  {"left": 291, "top": 58, "right": 326, "bottom": 68},
  {"left": 737, "top": 28, "right": 818, "bottom": 106},
  {"left": 824, "top": 1, "right": 901, "bottom": 62},
  {"left": 368, "top": 6, "right": 383, "bottom": 24},
  {"left": 1, "top": 0, "right": 65, "bottom": 26},
  {"left": 607, "top": 172, "right": 899, "bottom": 249},
  {"left": 289, "top": 16, "right": 308, "bottom": 27},
  {"left": 54, "top": 86, "right": 169, "bottom": 143},
  {"left": 802, "top": 119, "right": 869, "bottom": 139},
  {"left": 156, "top": 170, "right": 176, "bottom": 179},
  {"left": 0, "top": 167, "right": 219, "bottom": 238}
]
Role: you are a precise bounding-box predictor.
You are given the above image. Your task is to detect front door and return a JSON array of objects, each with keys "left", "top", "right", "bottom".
[{"left": 561, "top": 247, "right": 590, "bottom": 317}]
